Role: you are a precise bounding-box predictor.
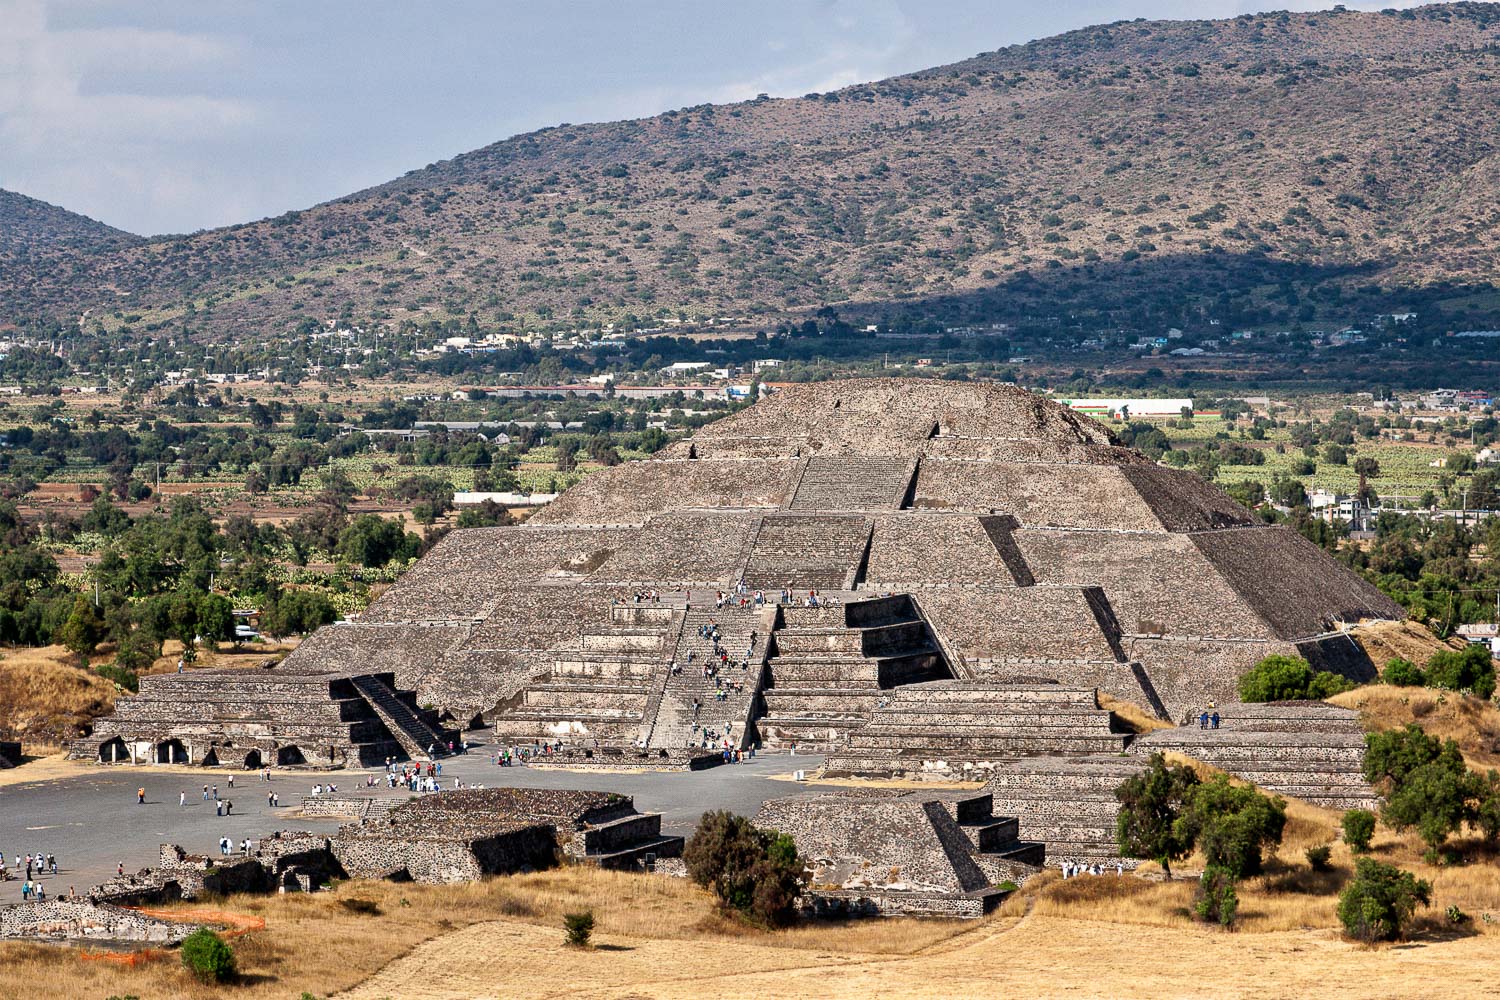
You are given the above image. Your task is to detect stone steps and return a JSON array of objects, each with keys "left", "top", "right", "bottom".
[
  {"left": 741, "top": 514, "right": 872, "bottom": 592},
  {"left": 351, "top": 675, "right": 453, "bottom": 760},
  {"left": 984, "top": 755, "right": 1147, "bottom": 867},
  {"left": 787, "top": 456, "right": 914, "bottom": 512}
]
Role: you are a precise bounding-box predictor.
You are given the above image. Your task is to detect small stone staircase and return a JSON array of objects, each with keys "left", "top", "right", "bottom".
[
  {"left": 986, "top": 755, "right": 1147, "bottom": 868},
  {"left": 489, "top": 607, "right": 678, "bottom": 745},
  {"left": 788, "top": 456, "right": 915, "bottom": 511},
  {"left": 350, "top": 674, "right": 456, "bottom": 761},
  {"left": 577, "top": 810, "right": 685, "bottom": 870}
]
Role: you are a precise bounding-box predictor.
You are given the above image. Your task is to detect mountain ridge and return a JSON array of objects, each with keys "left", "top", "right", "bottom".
[{"left": 7, "top": 3, "right": 1500, "bottom": 339}]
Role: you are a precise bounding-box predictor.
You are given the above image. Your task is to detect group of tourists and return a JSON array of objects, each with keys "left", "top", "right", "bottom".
[
  {"left": 4, "top": 850, "right": 64, "bottom": 902},
  {"left": 217, "top": 837, "right": 254, "bottom": 856},
  {"left": 383, "top": 759, "right": 445, "bottom": 791},
  {"left": 492, "top": 741, "right": 561, "bottom": 766},
  {"left": 180, "top": 783, "right": 236, "bottom": 816},
  {"left": 1197, "top": 702, "right": 1222, "bottom": 730},
  {"left": 1060, "top": 861, "right": 1125, "bottom": 878}
]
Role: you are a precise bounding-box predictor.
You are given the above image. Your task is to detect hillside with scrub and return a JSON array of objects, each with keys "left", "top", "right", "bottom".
[{"left": 11, "top": 5, "right": 1500, "bottom": 341}]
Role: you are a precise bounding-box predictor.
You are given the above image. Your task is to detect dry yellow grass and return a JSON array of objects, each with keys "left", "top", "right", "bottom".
[
  {"left": 0, "top": 644, "right": 116, "bottom": 750},
  {"left": 6, "top": 830, "right": 1500, "bottom": 1000},
  {"left": 1353, "top": 619, "right": 1463, "bottom": 671},
  {"left": 1097, "top": 692, "right": 1174, "bottom": 733},
  {"left": 1329, "top": 685, "right": 1500, "bottom": 769}
]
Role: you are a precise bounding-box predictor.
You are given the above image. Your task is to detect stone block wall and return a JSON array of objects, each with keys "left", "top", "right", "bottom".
[{"left": 0, "top": 899, "right": 193, "bottom": 943}]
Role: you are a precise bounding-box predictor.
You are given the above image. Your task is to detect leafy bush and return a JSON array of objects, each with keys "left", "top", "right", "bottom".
[
  {"left": 1305, "top": 845, "right": 1333, "bottom": 871},
  {"left": 95, "top": 662, "right": 139, "bottom": 692},
  {"left": 1195, "top": 865, "right": 1239, "bottom": 927},
  {"left": 1424, "top": 645, "right": 1496, "bottom": 699},
  {"left": 563, "top": 910, "right": 594, "bottom": 947},
  {"left": 1342, "top": 809, "right": 1376, "bottom": 853},
  {"left": 1237, "top": 654, "right": 1354, "bottom": 702},
  {"left": 1382, "top": 657, "right": 1425, "bottom": 687},
  {"left": 1337, "top": 859, "right": 1431, "bottom": 942},
  {"left": 1179, "top": 775, "right": 1287, "bottom": 878},
  {"left": 1114, "top": 752, "right": 1200, "bottom": 877},
  {"left": 684, "top": 811, "right": 803, "bottom": 926},
  {"left": 180, "top": 928, "right": 236, "bottom": 982}
]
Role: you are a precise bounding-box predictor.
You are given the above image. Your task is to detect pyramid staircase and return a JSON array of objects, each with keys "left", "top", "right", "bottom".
[
  {"left": 740, "top": 514, "right": 873, "bottom": 591},
  {"left": 823, "top": 681, "right": 1133, "bottom": 778},
  {"left": 642, "top": 603, "right": 775, "bottom": 750},
  {"left": 489, "top": 606, "right": 681, "bottom": 745},
  {"left": 758, "top": 595, "right": 952, "bottom": 753},
  {"left": 349, "top": 674, "right": 458, "bottom": 760}
]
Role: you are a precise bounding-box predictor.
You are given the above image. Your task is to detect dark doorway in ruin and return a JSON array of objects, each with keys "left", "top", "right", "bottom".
[
  {"left": 276, "top": 745, "right": 306, "bottom": 766},
  {"left": 244, "top": 749, "right": 262, "bottom": 770},
  {"left": 99, "top": 737, "right": 128, "bottom": 763},
  {"left": 201, "top": 748, "right": 220, "bottom": 767},
  {"left": 155, "top": 739, "right": 187, "bottom": 764}
]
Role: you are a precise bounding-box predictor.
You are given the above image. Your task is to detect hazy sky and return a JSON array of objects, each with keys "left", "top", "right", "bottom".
[{"left": 0, "top": 0, "right": 1423, "bottom": 236}]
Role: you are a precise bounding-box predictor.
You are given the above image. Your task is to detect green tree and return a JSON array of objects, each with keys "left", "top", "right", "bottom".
[
  {"left": 1238, "top": 654, "right": 1354, "bottom": 702},
  {"left": 1337, "top": 859, "right": 1431, "bottom": 942},
  {"left": 57, "top": 595, "right": 104, "bottom": 662},
  {"left": 1365, "top": 725, "right": 1478, "bottom": 855},
  {"left": 196, "top": 593, "right": 235, "bottom": 650},
  {"left": 1423, "top": 645, "right": 1495, "bottom": 699},
  {"left": 683, "top": 811, "right": 803, "bottom": 926},
  {"left": 1179, "top": 775, "right": 1287, "bottom": 878},
  {"left": 1381, "top": 657, "right": 1425, "bottom": 687},
  {"left": 1114, "top": 752, "right": 1200, "bottom": 878},
  {"left": 337, "top": 514, "right": 417, "bottom": 567}
]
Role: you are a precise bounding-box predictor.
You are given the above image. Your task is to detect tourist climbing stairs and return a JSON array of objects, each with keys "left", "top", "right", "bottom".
[
  {"left": 644, "top": 604, "right": 773, "bottom": 750},
  {"left": 350, "top": 674, "right": 455, "bottom": 761}
]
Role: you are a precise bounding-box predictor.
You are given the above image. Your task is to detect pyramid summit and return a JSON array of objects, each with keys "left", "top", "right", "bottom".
[{"left": 75, "top": 379, "right": 1400, "bottom": 770}]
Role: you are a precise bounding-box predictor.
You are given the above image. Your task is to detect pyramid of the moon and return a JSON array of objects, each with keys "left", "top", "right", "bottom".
[
  {"left": 77, "top": 380, "right": 1403, "bottom": 767},
  {"left": 268, "top": 378, "right": 1397, "bottom": 733}
]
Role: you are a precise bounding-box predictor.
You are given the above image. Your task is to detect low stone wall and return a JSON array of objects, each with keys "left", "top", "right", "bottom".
[
  {"left": 300, "top": 794, "right": 379, "bottom": 819},
  {"left": 332, "top": 822, "right": 557, "bottom": 883},
  {"left": 526, "top": 746, "right": 724, "bottom": 771},
  {"left": 0, "top": 899, "right": 195, "bottom": 943}
]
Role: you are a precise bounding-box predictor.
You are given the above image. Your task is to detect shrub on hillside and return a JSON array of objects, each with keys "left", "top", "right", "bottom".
[
  {"left": 684, "top": 811, "right": 803, "bottom": 926},
  {"left": 1381, "top": 657, "right": 1425, "bottom": 687},
  {"left": 1194, "top": 865, "right": 1239, "bottom": 928},
  {"left": 1364, "top": 724, "right": 1499, "bottom": 856},
  {"left": 180, "top": 928, "right": 236, "bottom": 982},
  {"left": 1305, "top": 845, "right": 1333, "bottom": 871},
  {"left": 1337, "top": 858, "right": 1431, "bottom": 942},
  {"left": 95, "top": 662, "right": 139, "bottom": 693},
  {"left": 1237, "top": 654, "right": 1354, "bottom": 702},
  {"left": 563, "top": 910, "right": 594, "bottom": 947},
  {"left": 1179, "top": 775, "right": 1287, "bottom": 878},
  {"left": 1342, "top": 809, "right": 1376, "bottom": 853},
  {"left": 1423, "top": 645, "right": 1495, "bottom": 699}
]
